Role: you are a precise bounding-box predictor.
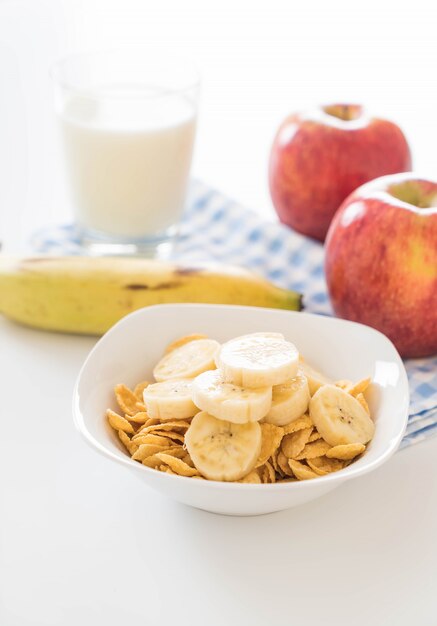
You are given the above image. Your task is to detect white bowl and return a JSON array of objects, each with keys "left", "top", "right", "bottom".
[{"left": 73, "top": 304, "right": 409, "bottom": 516}]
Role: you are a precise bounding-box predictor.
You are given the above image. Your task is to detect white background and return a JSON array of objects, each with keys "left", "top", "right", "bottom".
[
  {"left": 1, "top": 1, "right": 437, "bottom": 624},
  {"left": 2, "top": 0, "right": 437, "bottom": 245}
]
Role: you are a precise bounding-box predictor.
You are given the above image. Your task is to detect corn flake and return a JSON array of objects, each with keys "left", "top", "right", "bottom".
[
  {"left": 326, "top": 443, "right": 366, "bottom": 460},
  {"left": 154, "top": 453, "right": 200, "bottom": 477},
  {"left": 270, "top": 449, "right": 280, "bottom": 474},
  {"left": 132, "top": 444, "right": 169, "bottom": 462},
  {"left": 255, "top": 423, "right": 284, "bottom": 468},
  {"left": 182, "top": 453, "right": 195, "bottom": 467},
  {"left": 117, "top": 430, "right": 139, "bottom": 455},
  {"left": 107, "top": 409, "right": 135, "bottom": 435},
  {"left": 161, "top": 446, "right": 187, "bottom": 459},
  {"left": 133, "top": 381, "right": 150, "bottom": 401},
  {"left": 283, "top": 414, "right": 313, "bottom": 434},
  {"left": 134, "top": 421, "right": 190, "bottom": 437},
  {"left": 281, "top": 427, "right": 313, "bottom": 459},
  {"left": 141, "top": 454, "right": 164, "bottom": 469},
  {"left": 150, "top": 430, "right": 186, "bottom": 443},
  {"left": 277, "top": 450, "right": 294, "bottom": 477},
  {"left": 115, "top": 384, "right": 146, "bottom": 415},
  {"left": 288, "top": 459, "right": 319, "bottom": 480},
  {"left": 295, "top": 440, "right": 332, "bottom": 460},
  {"left": 131, "top": 433, "right": 173, "bottom": 447},
  {"left": 263, "top": 461, "right": 276, "bottom": 483},
  {"left": 308, "top": 431, "right": 322, "bottom": 442},
  {"left": 307, "top": 456, "right": 344, "bottom": 475},
  {"left": 356, "top": 393, "right": 370, "bottom": 414},
  {"left": 348, "top": 378, "right": 371, "bottom": 397},
  {"left": 125, "top": 411, "right": 149, "bottom": 425},
  {"left": 239, "top": 470, "right": 262, "bottom": 484}
]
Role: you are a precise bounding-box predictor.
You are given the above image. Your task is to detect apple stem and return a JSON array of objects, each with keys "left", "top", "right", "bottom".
[{"left": 323, "top": 104, "right": 362, "bottom": 121}]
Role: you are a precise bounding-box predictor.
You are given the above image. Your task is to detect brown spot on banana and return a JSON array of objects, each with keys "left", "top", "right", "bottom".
[{"left": 124, "top": 282, "right": 181, "bottom": 291}]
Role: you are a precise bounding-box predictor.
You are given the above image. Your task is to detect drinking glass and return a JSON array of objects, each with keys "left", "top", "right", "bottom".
[{"left": 51, "top": 50, "right": 200, "bottom": 256}]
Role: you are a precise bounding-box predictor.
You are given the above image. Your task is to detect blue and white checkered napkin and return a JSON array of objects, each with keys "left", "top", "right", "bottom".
[{"left": 31, "top": 180, "right": 437, "bottom": 449}]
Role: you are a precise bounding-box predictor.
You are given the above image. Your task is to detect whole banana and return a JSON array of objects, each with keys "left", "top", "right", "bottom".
[{"left": 0, "top": 256, "right": 302, "bottom": 335}]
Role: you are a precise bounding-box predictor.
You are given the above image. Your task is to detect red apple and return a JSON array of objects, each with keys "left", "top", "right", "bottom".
[
  {"left": 325, "top": 173, "right": 437, "bottom": 358},
  {"left": 269, "top": 104, "right": 412, "bottom": 241}
]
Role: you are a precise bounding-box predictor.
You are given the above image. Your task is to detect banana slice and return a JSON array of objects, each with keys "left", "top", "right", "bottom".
[
  {"left": 192, "top": 369, "right": 272, "bottom": 424},
  {"left": 263, "top": 371, "right": 310, "bottom": 426},
  {"left": 185, "top": 411, "right": 262, "bottom": 481},
  {"left": 299, "top": 359, "right": 332, "bottom": 396},
  {"left": 153, "top": 339, "right": 220, "bottom": 382},
  {"left": 216, "top": 334, "right": 299, "bottom": 388},
  {"left": 238, "top": 332, "right": 285, "bottom": 341},
  {"left": 164, "top": 333, "right": 208, "bottom": 355},
  {"left": 142, "top": 379, "right": 198, "bottom": 420},
  {"left": 309, "top": 385, "right": 375, "bottom": 446}
]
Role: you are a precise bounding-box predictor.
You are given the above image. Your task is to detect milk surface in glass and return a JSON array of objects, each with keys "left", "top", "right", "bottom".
[{"left": 60, "top": 87, "right": 196, "bottom": 239}]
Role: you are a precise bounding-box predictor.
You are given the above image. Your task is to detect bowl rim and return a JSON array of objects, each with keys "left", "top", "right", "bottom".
[{"left": 72, "top": 304, "right": 410, "bottom": 491}]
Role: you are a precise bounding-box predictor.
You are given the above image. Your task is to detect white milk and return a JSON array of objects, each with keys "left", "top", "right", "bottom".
[{"left": 59, "top": 89, "right": 197, "bottom": 238}]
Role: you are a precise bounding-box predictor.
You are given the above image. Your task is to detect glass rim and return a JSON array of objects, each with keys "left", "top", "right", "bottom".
[{"left": 50, "top": 49, "right": 201, "bottom": 100}]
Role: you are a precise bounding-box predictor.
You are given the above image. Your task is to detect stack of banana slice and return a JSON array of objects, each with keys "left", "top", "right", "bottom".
[{"left": 133, "top": 332, "right": 375, "bottom": 482}]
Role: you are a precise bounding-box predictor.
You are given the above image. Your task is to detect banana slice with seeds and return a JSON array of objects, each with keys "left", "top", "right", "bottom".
[
  {"left": 153, "top": 339, "right": 220, "bottom": 382},
  {"left": 192, "top": 369, "right": 272, "bottom": 424},
  {"left": 185, "top": 411, "right": 262, "bottom": 481},
  {"left": 142, "top": 379, "right": 198, "bottom": 420},
  {"left": 216, "top": 333, "right": 299, "bottom": 388},
  {"left": 309, "top": 385, "right": 375, "bottom": 446},
  {"left": 263, "top": 371, "right": 310, "bottom": 426}
]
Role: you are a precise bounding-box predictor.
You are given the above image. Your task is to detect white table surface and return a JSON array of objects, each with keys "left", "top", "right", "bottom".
[
  {"left": 1, "top": 319, "right": 437, "bottom": 625},
  {"left": 1, "top": 1, "right": 437, "bottom": 624}
]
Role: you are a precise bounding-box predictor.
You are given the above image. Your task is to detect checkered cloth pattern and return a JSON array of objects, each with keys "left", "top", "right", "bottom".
[{"left": 31, "top": 180, "right": 437, "bottom": 449}]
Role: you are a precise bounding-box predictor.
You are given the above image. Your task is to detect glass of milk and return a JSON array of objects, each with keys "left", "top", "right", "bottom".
[{"left": 51, "top": 50, "right": 200, "bottom": 256}]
